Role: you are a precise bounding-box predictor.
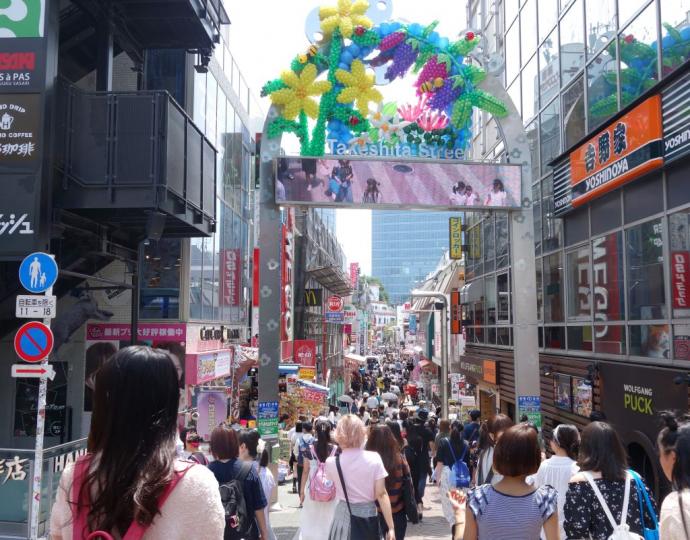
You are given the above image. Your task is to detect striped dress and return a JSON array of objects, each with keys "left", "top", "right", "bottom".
[{"left": 468, "top": 484, "right": 558, "bottom": 539}]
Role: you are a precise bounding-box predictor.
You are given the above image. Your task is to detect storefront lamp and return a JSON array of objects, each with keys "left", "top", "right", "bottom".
[{"left": 540, "top": 365, "right": 553, "bottom": 377}]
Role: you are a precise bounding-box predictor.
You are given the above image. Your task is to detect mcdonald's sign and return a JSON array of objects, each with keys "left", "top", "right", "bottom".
[{"left": 305, "top": 288, "right": 322, "bottom": 307}]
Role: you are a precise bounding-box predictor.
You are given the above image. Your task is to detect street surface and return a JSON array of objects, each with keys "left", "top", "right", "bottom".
[{"left": 270, "top": 479, "right": 450, "bottom": 539}]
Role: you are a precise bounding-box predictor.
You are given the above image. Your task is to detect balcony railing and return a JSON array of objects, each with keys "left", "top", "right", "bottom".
[{"left": 55, "top": 81, "right": 216, "bottom": 238}]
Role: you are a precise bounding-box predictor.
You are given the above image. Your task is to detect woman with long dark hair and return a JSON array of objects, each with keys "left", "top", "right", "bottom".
[
  {"left": 49, "top": 346, "right": 224, "bottom": 539},
  {"left": 564, "top": 421, "right": 657, "bottom": 538},
  {"left": 531, "top": 424, "right": 580, "bottom": 539},
  {"left": 658, "top": 411, "right": 690, "bottom": 538},
  {"left": 434, "top": 421, "right": 472, "bottom": 526},
  {"left": 299, "top": 418, "right": 339, "bottom": 540},
  {"left": 366, "top": 424, "right": 411, "bottom": 540},
  {"left": 404, "top": 410, "right": 434, "bottom": 519},
  {"left": 474, "top": 413, "right": 514, "bottom": 486}
]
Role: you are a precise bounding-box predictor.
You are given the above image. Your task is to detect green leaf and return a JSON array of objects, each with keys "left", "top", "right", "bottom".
[
  {"left": 413, "top": 50, "right": 434, "bottom": 72},
  {"left": 470, "top": 89, "right": 508, "bottom": 117},
  {"left": 422, "top": 21, "right": 439, "bottom": 38},
  {"left": 465, "top": 64, "right": 486, "bottom": 84},
  {"left": 449, "top": 36, "right": 480, "bottom": 57},
  {"left": 261, "top": 79, "right": 288, "bottom": 97},
  {"left": 451, "top": 96, "right": 473, "bottom": 128},
  {"left": 450, "top": 75, "right": 465, "bottom": 90},
  {"left": 663, "top": 22, "right": 683, "bottom": 44},
  {"left": 437, "top": 53, "right": 453, "bottom": 71},
  {"left": 382, "top": 102, "right": 399, "bottom": 116},
  {"left": 406, "top": 37, "right": 421, "bottom": 51},
  {"left": 589, "top": 94, "right": 618, "bottom": 118}
]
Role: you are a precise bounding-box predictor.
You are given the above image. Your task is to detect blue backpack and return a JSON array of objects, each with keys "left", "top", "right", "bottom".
[{"left": 447, "top": 441, "right": 471, "bottom": 489}]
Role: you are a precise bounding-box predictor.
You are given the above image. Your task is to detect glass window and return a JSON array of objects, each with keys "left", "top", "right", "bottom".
[
  {"left": 540, "top": 97, "right": 560, "bottom": 172},
  {"left": 627, "top": 219, "right": 666, "bottom": 320},
  {"left": 590, "top": 191, "right": 621, "bottom": 235},
  {"left": 592, "top": 231, "right": 625, "bottom": 323},
  {"left": 587, "top": 42, "right": 618, "bottom": 131},
  {"left": 496, "top": 213, "right": 509, "bottom": 268},
  {"left": 586, "top": 0, "right": 616, "bottom": 57},
  {"left": 568, "top": 326, "right": 594, "bottom": 351},
  {"left": 560, "top": 0, "right": 585, "bottom": 86},
  {"left": 565, "top": 206, "right": 589, "bottom": 246},
  {"left": 497, "top": 326, "right": 511, "bottom": 346},
  {"left": 486, "top": 276, "right": 497, "bottom": 324},
  {"left": 506, "top": 21, "right": 521, "bottom": 85},
  {"left": 630, "top": 324, "right": 671, "bottom": 358},
  {"left": 618, "top": 0, "right": 650, "bottom": 28},
  {"left": 669, "top": 211, "right": 690, "bottom": 319},
  {"left": 539, "top": 29, "right": 560, "bottom": 104},
  {"left": 522, "top": 53, "right": 538, "bottom": 121},
  {"left": 470, "top": 277, "right": 485, "bottom": 327},
  {"left": 206, "top": 76, "right": 217, "bottom": 141},
  {"left": 660, "top": 1, "right": 690, "bottom": 79},
  {"left": 505, "top": 0, "right": 520, "bottom": 28},
  {"left": 484, "top": 217, "right": 495, "bottom": 271},
  {"left": 193, "top": 71, "right": 206, "bottom": 133},
  {"left": 542, "top": 178, "right": 564, "bottom": 251},
  {"left": 141, "top": 239, "right": 181, "bottom": 319},
  {"left": 668, "top": 161, "right": 690, "bottom": 211},
  {"left": 497, "top": 272, "right": 510, "bottom": 323},
  {"left": 595, "top": 325, "right": 626, "bottom": 354},
  {"left": 567, "top": 246, "right": 591, "bottom": 321},
  {"left": 544, "top": 326, "right": 565, "bottom": 348},
  {"left": 539, "top": 0, "right": 558, "bottom": 42},
  {"left": 544, "top": 252, "right": 564, "bottom": 322},
  {"left": 189, "top": 237, "right": 203, "bottom": 319},
  {"left": 562, "top": 75, "right": 585, "bottom": 149},
  {"left": 201, "top": 236, "right": 215, "bottom": 320},
  {"left": 619, "top": 2, "right": 660, "bottom": 108},
  {"left": 623, "top": 173, "right": 663, "bottom": 224},
  {"left": 520, "top": 0, "right": 538, "bottom": 59}
]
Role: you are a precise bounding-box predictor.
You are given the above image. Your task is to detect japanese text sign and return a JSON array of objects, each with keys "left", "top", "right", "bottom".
[{"left": 449, "top": 217, "right": 463, "bottom": 260}]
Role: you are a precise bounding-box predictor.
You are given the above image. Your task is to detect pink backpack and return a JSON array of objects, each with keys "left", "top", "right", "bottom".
[
  {"left": 70, "top": 455, "right": 192, "bottom": 540},
  {"left": 308, "top": 444, "right": 336, "bottom": 502}
]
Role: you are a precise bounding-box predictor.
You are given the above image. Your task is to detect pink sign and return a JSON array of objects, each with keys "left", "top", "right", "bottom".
[
  {"left": 672, "top": 251, "right": 690, "bottom": 309},
  {"left": 196, "top": 390, "right": 228, "bottom": 440},
  {"left": 85, "top": 323, "right": 186, "bottom": 341},
  {"left": 219, "top": 249, "right": 241, "bottom": 306}
]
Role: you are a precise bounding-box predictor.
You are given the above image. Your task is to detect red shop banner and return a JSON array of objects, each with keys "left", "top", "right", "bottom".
[
  {"left": 219, "top": 248, "right": 240, "bottom": 306},
  {"left": 672, "top": 251, "right": 690, "bottom": 310},
  {"left": 294, "top": 339, "right": 316, "bottom": 368}
]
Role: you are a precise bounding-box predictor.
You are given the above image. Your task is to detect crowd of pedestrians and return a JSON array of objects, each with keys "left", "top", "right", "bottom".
[{"left": 45, "top": 344, "right": 690, "bottom": 539}]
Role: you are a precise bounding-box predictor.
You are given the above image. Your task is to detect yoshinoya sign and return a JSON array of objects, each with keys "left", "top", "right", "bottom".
[
  {"left": 554, "top": 96, "right": 663, "bottom": 216},
  {"left": 662, "top": 70, "right": 690, "bottom": 164}
]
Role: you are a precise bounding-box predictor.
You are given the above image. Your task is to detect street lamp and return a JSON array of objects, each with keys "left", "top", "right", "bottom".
[{"left": 411, "top": 290, "right": 449, "bottom": 420}]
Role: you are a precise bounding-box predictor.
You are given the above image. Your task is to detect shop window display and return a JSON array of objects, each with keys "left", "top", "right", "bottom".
[
  {"left": 595, "top": 325, "right": 626, "bottom": 355},
  {"left": 626, "top": 219, "right": 666, "bottom": 320},
  {"left": 568, "top": 325, "right": 593, "bottom": 352},
  {"left": 544, "top": 252, "right": 564, "bottom": 323},
  {"left": 669, "top": 211, "right": 690, "bottom": 319},
  {"left": 544, "top": 326, "right": 565, "bottom": 349},
  {"left": 630, "top": 324, "right": 670, "bottom": 359}
]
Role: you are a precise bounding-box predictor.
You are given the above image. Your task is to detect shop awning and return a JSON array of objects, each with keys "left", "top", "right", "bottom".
[
  {"left": 345, "top": 353, "right": 366, "bottom": 364},
  {"left": 297, "top": 379, "right": 329, "bottom": 393},
  {"left": 306, "top": 265, "right": 352, "bottom": 296}
]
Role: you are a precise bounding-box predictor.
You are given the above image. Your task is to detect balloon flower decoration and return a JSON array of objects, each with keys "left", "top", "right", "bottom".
[{"left": 261, "top": 0, "right": 508, "bottom": 158}]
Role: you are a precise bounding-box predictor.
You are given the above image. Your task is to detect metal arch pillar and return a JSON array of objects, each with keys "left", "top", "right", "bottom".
[
  {"left": 258, "top": 66, "right": 540, "bottom": 423},
  {"left": 477, "top": 73, "right": 540, "bottom": 413}
]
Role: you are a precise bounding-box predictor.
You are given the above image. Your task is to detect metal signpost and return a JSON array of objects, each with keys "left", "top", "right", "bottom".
[{"left": 17, "top": 251, "right": 57, "bottom": 540}]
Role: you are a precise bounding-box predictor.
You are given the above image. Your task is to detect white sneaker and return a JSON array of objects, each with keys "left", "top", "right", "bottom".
[{"left": 307, "top": 185, "right": 312, "bottom": 191}]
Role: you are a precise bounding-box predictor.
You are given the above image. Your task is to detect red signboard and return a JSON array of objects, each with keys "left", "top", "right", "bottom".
[
  {"left": 15, "top": 321, "right": 53, "bottom": 363},
  {"left": 252, "top": 248, "right": 260, "bottom": 307},
  {"left": 450, "top": 291, "right": 461, "bottom": 335},
  {"left": 219, "top": 249, "right": 240, "bottom": 306},
  {"left": 294, "top": 339, "right": 316, "bottom": 368},
  {"left": 349, "top": 262, "right": 359, "bottom": 289},
  {"left": 672, "top": 251, "right": 690, "bottom": 309},
  {"left": 327, "top": 295, "right": 343, "bottom": 312}
]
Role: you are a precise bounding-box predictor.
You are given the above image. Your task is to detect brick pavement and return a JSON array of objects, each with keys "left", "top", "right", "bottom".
[{"left": 269, "top": 479, "right": 451, "bottom": 539}]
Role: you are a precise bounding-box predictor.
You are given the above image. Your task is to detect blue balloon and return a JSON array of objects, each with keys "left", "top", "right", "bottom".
[
  {"left": 438, "top": 37, "right": 449, "bottom": 50},
  {"left": 341, "top": 51, "right": 353, "bottom": 64},
  {"left": 350, "top": 44, "right": 361, "bottom": 56}
]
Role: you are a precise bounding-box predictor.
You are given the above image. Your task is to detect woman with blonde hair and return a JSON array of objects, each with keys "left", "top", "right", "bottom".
[{"left": 325, "top": 415, "right": 395, "bottom": 540}]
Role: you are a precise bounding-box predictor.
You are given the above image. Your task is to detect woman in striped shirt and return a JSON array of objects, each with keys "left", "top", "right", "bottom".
[{"left": 366, "top": 423, "right": 411, "bottom": 540}]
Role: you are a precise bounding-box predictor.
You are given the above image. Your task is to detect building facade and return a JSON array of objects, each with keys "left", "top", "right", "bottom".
[
  {"left": 462, "top": 0, "right": 690, "bottom": 498},
  {"left": 371, "top": 210, "right": 462, "bottom": 305}
]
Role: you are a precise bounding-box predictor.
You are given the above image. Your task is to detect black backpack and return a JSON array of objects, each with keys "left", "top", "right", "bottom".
[{"left": 219, "top": 461, "right": 257, "bottom": 540}]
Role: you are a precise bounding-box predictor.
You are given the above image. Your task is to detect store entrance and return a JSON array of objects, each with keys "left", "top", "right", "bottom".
[{"left": 479, "top": 389, "right": 496, "bottom": 422}]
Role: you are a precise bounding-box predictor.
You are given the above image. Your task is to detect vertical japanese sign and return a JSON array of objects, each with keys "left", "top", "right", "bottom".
[
  {"left": 517, "top": 395, "right": 542, "bottom": 429},
  {"left": 450, "top": 291, "right": 461, "bottom": 335},
  {"left": 197, "top": 389, "right": 228, "bottom": 441},
  {"left": 219, "top": 248, "right": 240, "bottom": 306},
  {"left": 672, "top": 252, "right": 690, "bottom": 311},
  {"left": 449, "top": 217, "right": 462, "bottom": 260},
  {"left": 0, "top": 0, "right": 51, "bottom": 260}
]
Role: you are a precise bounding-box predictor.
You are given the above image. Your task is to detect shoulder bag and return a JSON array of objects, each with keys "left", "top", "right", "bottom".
[
  {"left": 335, "top": 454, "right": 381, "bottom": 540},
  {"left": 71, "top": 455, "right": 192, "bottom": 540},
  {"left": 629, "top": 470, "right": 659, "bottom": 540},
  {"left": 401, "top": 456, "right": 419, "bottom": 524}
]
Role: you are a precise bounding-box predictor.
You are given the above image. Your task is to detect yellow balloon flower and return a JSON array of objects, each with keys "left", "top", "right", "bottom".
[
  {"left": 319, "top": 0, "right": 372, "bottom": 39},
  {"left": 269, "top": 64, "right": 332, "bottom": 120},
  {"left": 336, "top": 60, "right": 383, "bottom": 116}
]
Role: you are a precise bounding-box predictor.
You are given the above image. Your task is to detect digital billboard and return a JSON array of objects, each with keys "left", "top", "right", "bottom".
[{"left": 275, "top": 156, "right": 522, "bottom": 210}]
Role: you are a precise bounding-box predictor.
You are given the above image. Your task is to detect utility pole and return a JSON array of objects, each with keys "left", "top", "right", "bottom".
[{"left": 411, "top": 290, "right": 449, "bottom": 420}]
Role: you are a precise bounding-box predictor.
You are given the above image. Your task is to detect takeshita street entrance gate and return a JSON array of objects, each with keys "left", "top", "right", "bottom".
[{"left": 257, "top": 0, "right": 538, "bottom": 432}]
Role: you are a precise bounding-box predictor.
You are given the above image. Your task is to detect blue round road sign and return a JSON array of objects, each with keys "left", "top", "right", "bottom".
[
  {"left": 18, "top": 252, "right": 58, "bottom": 293},
  {"left": 14, "top": 321, "right": 54, "bottom": 363}
]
